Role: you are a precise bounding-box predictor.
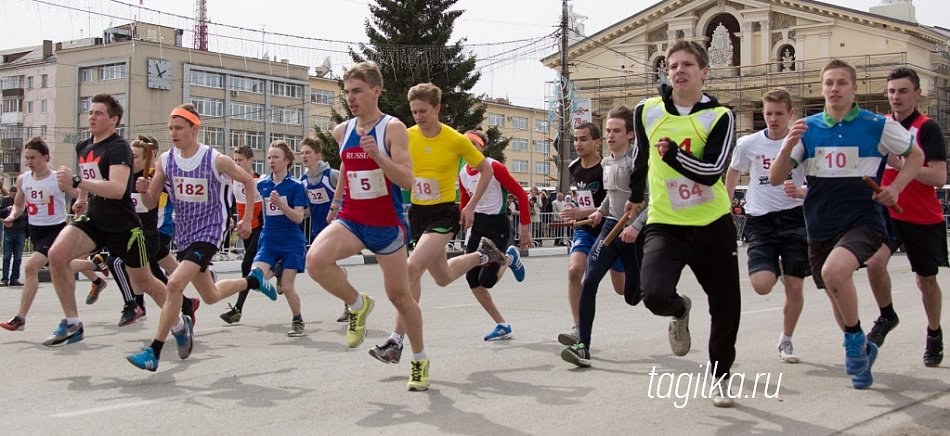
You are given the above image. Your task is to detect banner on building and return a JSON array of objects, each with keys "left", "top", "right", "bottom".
[{"left": 571, "top": 98, "right": 591, "bottom": 128}]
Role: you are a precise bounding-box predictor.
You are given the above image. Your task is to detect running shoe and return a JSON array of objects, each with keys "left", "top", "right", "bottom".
[
  {"left": 127, "top": 347, "right": 159, "bottom": 372},
  {"left": 867, "top": 315, "right": 899, "bottom": 347},
  {"left": 288, "top": 319, "right": 306, "bottom": 337},
  {"left": 219, "top": 304, "right": 242, "bottom": 324},
  {"left": 483, "top": 324, "right": 513, "bottom": 341},
  {"left": 668, "top": 295, "right": 691, "bottom": 356},
  {"left": 248, "top": 267, "right": 277, "bottom": 301},
  {"left": 844, "top": 330, "right": 870, "bottom": 375},
  {"left": 9, "top": 280, "right": 23, "bottom": 286},
  {"left": 369, "top": 339, "right": 403, "bottom": 364},
  {"left": 779, "top": 340, "right": 800, "bottom": 363},
  {"left": 336, "top": 304, "right": 350, "bottom": 323},
  {"left": 852, "top": 342, "right": 878, "bottom": 389},
  {"left": 924, "top": 330, "right": 943, "bottom": 367},
  {"left": 560, "top": 343, "right": 591, "bottom": 367},
  {"left": 43, "top": 319, "right": 84, "bottom": 347},
  {"left": 85, "top": 280, "right": 108, "bottom": 305},
  {"left": 172, "top": 315, "right": 194, "bottom": 360},
  {"left": 477, "top": 237, "right": 507, "bottom": 266},
  {"left": 118, "top": 304, "right": 145, "bottom": 327},
  {"left": 407, "top": 358, "right": 430, "bottom": 392},
  {"left": 91, "top": 253, "right": 110, "bottom": 277},
  {"left": 557, "top": 325, "right": 580, "bottom": 346},
  {"left": 712, "top": 385, "right": 735, "bottom": 408},
  {"left": 183, "top": 297, "right": 200, "bottom": 327},
  {"left": 0, "top": 316, "right": 25, "bottom": 331},
  {"left": 506, "top": 246, "right": 525, "bottom": 282},
  {"left": 346, "top": 294, "right": 374, "bottom": 348}
]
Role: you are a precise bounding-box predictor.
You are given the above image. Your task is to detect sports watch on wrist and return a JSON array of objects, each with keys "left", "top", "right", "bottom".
[{"left": 72, "top": 175, "right": 82, "bottom": 189}]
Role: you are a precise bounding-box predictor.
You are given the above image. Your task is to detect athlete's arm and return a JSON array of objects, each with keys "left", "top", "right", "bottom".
[
  {"left": 658, "top": 111, "right": 735, "bottom": 186},
  {"left": 769, "top": 119, "right": 805, "bottom": 186},
  {"left": 1, "top": 174, "right": 26, "bottom": 224},
  {"left": 493, "top": 162, "right": 531, "bottom": 227},
  {"left": 376, "top": 119, "right": 414, "bottom": 190},
  {"left": 624, "top": 102, "right": 651, "bottom": 217},
  {"left": 460, "top": 158, "right": 493, "bottom": 230},
  {"left": 217, "top": 155, "right": 255, "bottom": 238},
  {"left": 888, "top": 121, "right": 947, "bottom": 187},
  {"left": 137, "top": 156, "right": 166, "bottom": 209},
  {"left": 724, "top": 167, "right": 742, "bottom": 204},
  {"left": 57, "top": 163, "right": 130, "bottom": 200}
]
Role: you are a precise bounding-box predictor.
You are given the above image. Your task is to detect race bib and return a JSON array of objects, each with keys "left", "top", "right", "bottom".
[
  {"left": 413, "top": 177, "right": 440, "bottom": 201},
  {"left": 604, "top": 165, "right": 617, "bottom": 190},
  {"left": 79, "top": 162, "right": 101, "bottom": 181},
  {"left": 576, "top": 190, "right": 594, "bottom": 208},
  {"left": 233, "top": 181, "right": 248, "bottom": 204},
  {"left": 665, "top": 177, "right": 714, "bottom": 211},
  {"left": 308, "top": 187, "right": 330, "bottom": 204},
  {"left": 812, "top": 146, "right": 859, "bottom": 177},
  {"left": 24, "top": 186, "right": 49, "bottom": 204},
  {"left": 130, "top": 193, "right": 149, "bottom": 213},
  {"left": 265, "top": 196, "right": 287, "bottom": 216},
  {"left": 172, "top": 177, "right": 209, "bottom": 202},
  {"left": 347, "top": 169, "right": 387, "bottom": 200}
]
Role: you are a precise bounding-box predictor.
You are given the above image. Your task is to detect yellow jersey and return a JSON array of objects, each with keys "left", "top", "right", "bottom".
[{"left": 408, "top": 123, "right": 485, "bottom": 205}]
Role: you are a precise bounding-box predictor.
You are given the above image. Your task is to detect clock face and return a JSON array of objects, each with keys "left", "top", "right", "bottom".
[{"left": 147, "top": 59, "right": 172, "bottom": 90}]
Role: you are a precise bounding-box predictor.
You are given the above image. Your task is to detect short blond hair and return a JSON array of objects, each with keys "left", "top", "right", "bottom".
[
  {"left": 762, "top": 88, "right": 793, "bottom": 112},
  {"left": 820, "top": 59, "right": 857, "bottom": 87},
  {"left": 343, "top": 61, "right": 383, "bottom": 89},
  {"left": 408, "top": 83, "right": 442, "bottom": 107}
]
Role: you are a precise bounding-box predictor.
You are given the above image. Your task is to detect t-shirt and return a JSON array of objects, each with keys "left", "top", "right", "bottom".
[
  {"left": 731, "top": 130, "right": 805, "bottom": 216},
  {"left": 408, "top": 123, "right": 484, "bottom": 206},
  {"left": 75, "top": 132, "right": 141, "bottom": 232},
  {"left": 881, "top": 110, "right": 947, "bottom": 225},
  {"left": 129, "top": 169, "right": 159, "bottom": 235},
  {"left": 257, "top": 173, "right": 308, "bottom": 248},
  {"left": 789, "top": 104, "right": 913, "bottom": 241},
  {"left": 569, "top": 157, "right": 606, "bottom": 234}
]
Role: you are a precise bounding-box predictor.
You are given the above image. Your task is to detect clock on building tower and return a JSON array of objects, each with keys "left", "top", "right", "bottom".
[{"left": 147, "top": 58, "right": 171, "bottom": 90}]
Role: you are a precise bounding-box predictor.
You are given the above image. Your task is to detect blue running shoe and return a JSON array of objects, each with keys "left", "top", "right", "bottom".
[
  {"left": 249, "top": 267, "right": 277, "bottom": 301},
  {"left": 484, "top": 324, "right": 513, "bottom": 341},
  {"left": 127, "top": 347, "right": 159, "bottom": 372},
  {"left": 852, "top": 342, "right": 878, "bottom": 389},
  {"left": 42, "top": 319, "right": 84, "bottom": 347},
  {"left": 172, "top": 315, "right": 194, "bottom": 359},
  {"left": 844, "top": 331, "right": 870, "bottom": 375},
  {"left": 506, "top": 246, "right": 525, "bottom": 282}
]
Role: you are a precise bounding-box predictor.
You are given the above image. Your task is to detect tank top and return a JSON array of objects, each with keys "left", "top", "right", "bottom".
[
  {"left": 22, "top": 170, "right": 67, "bottom": 226},
  {"left": 162, "top": 144, "right": 230, "bottom": 249},
  {"left": 337, "top": 115, "right": 405, "bottom": 226}
]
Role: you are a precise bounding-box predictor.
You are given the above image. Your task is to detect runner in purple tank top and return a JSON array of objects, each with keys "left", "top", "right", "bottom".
[{"left": 126, "top": 104, "right": 268, "bottom": 372}]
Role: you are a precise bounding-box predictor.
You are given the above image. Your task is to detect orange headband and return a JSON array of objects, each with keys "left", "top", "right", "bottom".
[
  {"left": 464, "top": 132, "right": 484, "bottom": 148},
  {"left": 170, "top": 107, "right": 201, "bottom": 127}
]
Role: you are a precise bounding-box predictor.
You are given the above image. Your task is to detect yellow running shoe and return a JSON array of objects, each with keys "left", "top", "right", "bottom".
[
  {"left": 346, "top": 293, "right": 374, "bottom": 348},
  {"left": 408, "top": 358, "right": 430, "bottom": 392}
]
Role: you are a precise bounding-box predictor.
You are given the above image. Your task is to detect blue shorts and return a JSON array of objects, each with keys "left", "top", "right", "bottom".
[
  {"left": 571, "top": 228, "right": 624, "bottom": 272},
  {"left": 336, "top": 218, "right": 410, "bottom": 255},
  {"left": 254, "top": 242, "right": 306, "bottom": 272}
]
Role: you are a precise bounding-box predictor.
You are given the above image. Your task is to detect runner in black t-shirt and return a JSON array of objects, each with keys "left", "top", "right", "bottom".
[{"left": 42, "top": 94, "right": 167, "bottom": 347}]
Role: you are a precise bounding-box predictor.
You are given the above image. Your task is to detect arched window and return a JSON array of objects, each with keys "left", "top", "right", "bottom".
[
  {"left": 778, "top": 45, "right": 796, "bottom": 72},
  {"left": 654, "top": 56, "right": 669, "bottom": 85},
  {"left": 704, "top": 13, "right": 741, "bottom": 68}
]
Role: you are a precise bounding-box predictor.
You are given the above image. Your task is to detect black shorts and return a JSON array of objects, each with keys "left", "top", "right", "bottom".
[
  {"left": 465, "top": 213, "right": 511, "bottom": 289},
  {"left": 744, "top": 207, "right": 810, "bottom": 278},
  {"left": 70, "top": 216, "right": 149, "bottom": 268},
  {"left": 28, "top": 223, "right": 67, "bottom": 257},
  {"left": 156, "top": 233, "right": 173, "bottom": 260},
  {"left": 175, "top": 242, "right": 217, "bottom": 272},
  {"left": 409, "top": 202, "right": 460, "bottom": 240},
  {"left": 808, "top": 226, "right": 884, "bottom": 289},
  {"left": 888, "top": 219, "right": 949, "bottom": 276}
]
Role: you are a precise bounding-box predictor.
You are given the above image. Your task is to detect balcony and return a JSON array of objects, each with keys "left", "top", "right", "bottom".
[{"left": 1, "top": 112, "right": 23, "bottom": 124}]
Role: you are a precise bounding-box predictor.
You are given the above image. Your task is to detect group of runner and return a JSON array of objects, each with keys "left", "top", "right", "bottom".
[{"left": 1, "top": 44, "right": 944, "bottom": 399}]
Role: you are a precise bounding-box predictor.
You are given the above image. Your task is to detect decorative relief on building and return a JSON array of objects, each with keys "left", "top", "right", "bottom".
[
  {"left": 649, "top": 27, "right": 669, "bottom": 42},
  {"left": 772, "top": 12, "right": 796, "bottom": 29},
  {"left": 779, "top": 45, "right": 796, "bottom": 72},
  {"left": 708, "top": 23, "right": 735, "bottom": 67}
]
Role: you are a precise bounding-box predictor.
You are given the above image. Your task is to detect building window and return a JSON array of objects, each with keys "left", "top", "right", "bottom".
[
  {"left": 311, "top": 89, "right": 334, "bottom": 105},
  {"left": 80, "top": 97, "right": 91, "bottom": 113},
  {"left": 99, "top": 63, "right": 127, "bottom": 81},
  {"left": 200, "top": 127, "right": 225, "bottom": 146},
  {"left": 190, "top": 97, "right": 224, "bottom": 117},
  {"left": 2, "top": 98, "right": 22, "bottom": 113},
  {"left": 40, "top": 100, "right": 47, "bottom": 113},
  {"left": 272, "top": 82, "right": 303, "bottom": 98},
  {"left": 488, "top": 113, "right": 504, "bottom": 127},
  {"left": 272, "top": 107, "right": 303, "bottom": 125},
  {"left": 535, "top": 119, "right": 549, "bottom": 132},
  {"left": 512, "top": 159, "right": 528, "bottom": 173},
  {"left": 512, "top": 116, "right": 528, "bottom": 130},
  {"left": 535, "top": 161, "right": 550, "bottom": 175},
  {"left": 245, "top": 131, "right": 265, "bottom": 149},
  {"left": 231, "top": 101, "right": 265, "bottom": 121},
  {"left": 79, "top": 68, "right": 93, "bottom": 83},
  {"left": 112, "top": 94, "right": 126, "bottom": 109},
  {"left": 253, "top": 161, "right": 265, "bottom": 175},
  {"left": 231, "top": 76, "right": 264, "bottom": 93},
  {"left": 1, "top": 76, "right": 23, "bottom": 89},
  {"left": 40, "top": 125, "right": 47, "bottom": 137},
  {"left": 41, "top": 74, "right": 48, "bottom": 88},
  {"left": 511, "top": 139, "right": 527, "bottom": 151},
  {"left": 189, "top": 70, "right": 224, "bottom": 89},
  {"left": 270, "top": 134, "right": 302, "bottom": 149},
  {"left": 27, "top": 101, "right": 33, "bottom": 114},
  {"left": 26, "top": 77, "right": 33, "bottom": 89},
  {"left": 533, "top": 140, "right": 549, "bottom": 154},
  {"left": 314, "top": 116, "right": 333, "bottom": 131}
]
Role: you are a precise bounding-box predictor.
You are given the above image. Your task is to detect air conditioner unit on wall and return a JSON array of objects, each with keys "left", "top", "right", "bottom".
[{"left": 231, "top": 90, "right": 239, "bottom": 97}]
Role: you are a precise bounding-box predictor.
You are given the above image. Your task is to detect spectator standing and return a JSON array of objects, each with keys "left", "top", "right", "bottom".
[{"left": 1, "top": 186, "right": 27, "bottom": 286}]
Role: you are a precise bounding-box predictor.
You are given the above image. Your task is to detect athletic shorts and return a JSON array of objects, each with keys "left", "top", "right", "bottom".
[
  {"left": 70, "top": 216, "right": 148, "bottom": 268},
  {"left": 28, "top": 222, "right": 67, "bottom": 257},
  {"left": 336, "top": 218, "right": 410, "bottom": 255},
  {"left": 571, "top": 228, "right": 623, "bottom": 272},
  {"left": 886, "top": 219, "right": 949, "bottom": 276},
  {"left": 175, "top": 242, "right": 217, "bottom": 271},
  {"left": 254, "top": 242, "right": 306, "bottom": 272},
  {"left": 744, "top": 207, "right": 811, "bottom": 278},
  {"left": 808, "top": 226, "right": 884, "bottom": 289},
  {"left": 465, "top": 213, "right": 510, "bottom": 289},
  {"left": 409, "top": 202, "right": 460, "bottom": 240}
]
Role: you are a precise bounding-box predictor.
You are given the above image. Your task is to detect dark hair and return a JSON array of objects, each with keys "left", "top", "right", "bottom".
[
  {"left": 138, "top": 135, "right": 159, "bottom": 148},
  {"left": 233, "top": 145, "right": 254, "bottom": 159},
  {"left": 821, "top": 59, "right": 857, "bottom": 87},
  {"left": 91, "top": 94, "right": 124, "bottom": 124},
  {"left": 887, "top": 67, "right": 920, "bottom": 90},
  {"left": 299, "top": 137, "right": 323, "bottom": 154},
  {"left": 762, "top": 88, "right": 793, "bottom": 112},
  {"left": 666, "top": 40, "right": 709, "bottom": 69},
  {"left": 574, "top": 122, "right": 601, "bottom": 140},
  {"left": 24, "top": 136, "right": 49, "bottom": 156},
  {"left": 607, "top": 105, "right": 634, "bottom": 134}
]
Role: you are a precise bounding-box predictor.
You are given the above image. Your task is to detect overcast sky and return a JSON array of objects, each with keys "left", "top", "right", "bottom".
[{"left": 3, "top": 0, "right": 948, "bottom": 108}]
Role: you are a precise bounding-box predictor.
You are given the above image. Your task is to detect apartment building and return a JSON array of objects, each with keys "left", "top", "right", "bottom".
[
  {"left": 0, "top": 41, "right": 56, "bottom": 183},
  {"left": 481, "top": 98, "right": 558, "bottom": 189}
]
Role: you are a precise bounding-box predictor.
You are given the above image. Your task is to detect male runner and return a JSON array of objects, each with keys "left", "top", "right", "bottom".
[{"left": 219, "top": 145, "right": 265, "bottom": 324}]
